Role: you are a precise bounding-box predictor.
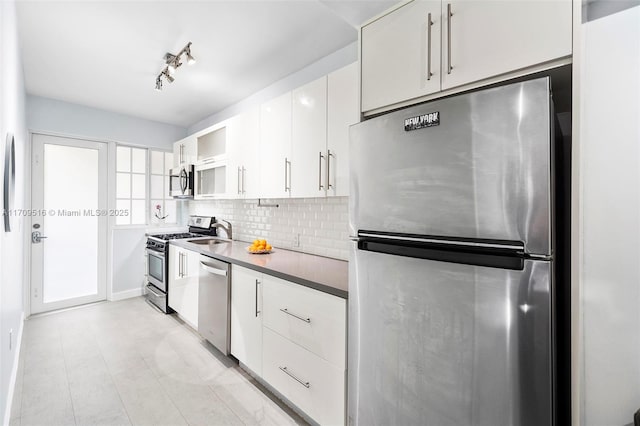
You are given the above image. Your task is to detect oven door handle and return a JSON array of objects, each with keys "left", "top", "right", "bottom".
[
  {"left": 146, "top": 248, "right": 165, "bottom": 258},
  {"left": 146, "top": 285, "right": 164, "bottom": 298}
]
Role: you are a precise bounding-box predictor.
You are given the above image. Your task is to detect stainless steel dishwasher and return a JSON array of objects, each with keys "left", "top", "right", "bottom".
[{"left": 198, "top": 255, "right": 231, "bottom": 355}]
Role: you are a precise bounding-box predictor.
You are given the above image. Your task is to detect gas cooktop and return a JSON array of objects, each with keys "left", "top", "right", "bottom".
[{"left": 149, "top": 232, "right": 203, "bottom": 241}]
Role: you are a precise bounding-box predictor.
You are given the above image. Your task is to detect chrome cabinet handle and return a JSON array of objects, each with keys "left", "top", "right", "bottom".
[
  {"left": 447, "top": 3, "right": 453, "bottom": 75},
  {"left": 318, "top": 152, "right": 325, "bottom": 190},
  {"left": 242, "top": 167, "right": 246, "bottom": 194},
  {"left": 255, "top": 279, "right": 261, "bottom": 317},
  {"left": 237, "top": 167, "right": 242, "bottom": 195},
  {"left": 284, "top": 158, "right": 291, "bottom": 192},
  {"left": 279, "top": 366, "right": 310, "bottom": 388},
  {"left": 427, "top": 13, "right": 434, "bottom": 80},
  {"left": 279, "top": 308, "right": 310, "bottom": 323},
  {"left": 284, "top": 158, "right": 288, "bottom": 192},
  {"left": 327, "top": 150, "right": 334, "bottom": 190}
]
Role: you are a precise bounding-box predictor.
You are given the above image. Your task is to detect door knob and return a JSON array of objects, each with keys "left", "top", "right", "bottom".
[{"left": 31, "top": 231, "right": 48, "bottom": 244}]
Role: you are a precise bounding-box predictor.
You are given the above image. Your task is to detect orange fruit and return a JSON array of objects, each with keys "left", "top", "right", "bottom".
[{"left": 265, "top": 244, "right": 272, "bottom": 251}]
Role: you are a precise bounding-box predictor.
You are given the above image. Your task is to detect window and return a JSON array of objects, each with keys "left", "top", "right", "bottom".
[
  {"left": 149, "top": 150, "right": 175, "bottom": 225},
  {"left": 116, "top": 146, "right": 146, "bottom": 225},
  {"left": 115, "top": 146, "right": 175, "bottom": 226}
]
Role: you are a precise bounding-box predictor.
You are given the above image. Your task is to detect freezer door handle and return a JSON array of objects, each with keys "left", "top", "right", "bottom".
[{"left": 357, "top": 237, "right": 525, "bottom": 270}]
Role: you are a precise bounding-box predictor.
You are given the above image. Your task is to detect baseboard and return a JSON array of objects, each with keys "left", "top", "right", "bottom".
[
  {"left": 4, "top": 312, "right": 25, "bottom": 426},
  {"left": 109, "top": 287, "right": 144, "bottom": 301}
]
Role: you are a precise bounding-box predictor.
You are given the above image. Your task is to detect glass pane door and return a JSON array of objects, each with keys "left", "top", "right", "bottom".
[{"left": 31, "top": 134, "right": 108, "bottom": 313}]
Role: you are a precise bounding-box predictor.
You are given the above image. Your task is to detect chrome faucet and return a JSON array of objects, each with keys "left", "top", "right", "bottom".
[{"left": 212, "top": 219, "right": 232, "bottom": 240}]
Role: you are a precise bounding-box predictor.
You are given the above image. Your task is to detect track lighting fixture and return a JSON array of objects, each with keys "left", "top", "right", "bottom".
[{"left": 154, "top": 42, "right": 195, "bottom": 91}]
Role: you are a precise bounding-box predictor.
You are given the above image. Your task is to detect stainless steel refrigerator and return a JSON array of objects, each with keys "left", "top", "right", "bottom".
[{"left": 349, "top": 77, "right": 560, "bottom": 426}]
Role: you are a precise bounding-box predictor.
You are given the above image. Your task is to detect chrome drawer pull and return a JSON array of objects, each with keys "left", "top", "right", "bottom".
[
  {"left": 279, "top": 366, "right": 310, "bottom": 388},
  {"left": 279, "top": 308, "right": 310, "bottom": 323}
]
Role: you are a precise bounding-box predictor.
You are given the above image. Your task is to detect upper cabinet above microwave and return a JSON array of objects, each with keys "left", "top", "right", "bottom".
[
  {"left": 173, "top": 136, "right": 197, "bottom": 167},
  {"left": 361, "top": 0, "right": 572, "bottom": 115}
]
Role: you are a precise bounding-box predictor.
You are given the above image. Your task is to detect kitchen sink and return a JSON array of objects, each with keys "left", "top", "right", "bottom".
[{"left": 188, "top": 238, "right": 230, "bottom": 245}]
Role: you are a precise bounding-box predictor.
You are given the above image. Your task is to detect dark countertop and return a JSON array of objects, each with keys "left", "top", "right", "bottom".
[{"left": 170, "top": 238, "right": 349, "bottom": 299}]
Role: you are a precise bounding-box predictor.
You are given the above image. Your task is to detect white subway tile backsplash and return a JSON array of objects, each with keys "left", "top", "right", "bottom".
[{"left": 188, "top": 196, "right": 349, "bottom": 260}]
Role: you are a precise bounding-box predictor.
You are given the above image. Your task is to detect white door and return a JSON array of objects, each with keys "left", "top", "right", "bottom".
[{"left": 31, "top": 134, "right": 108, "bottom": 314}]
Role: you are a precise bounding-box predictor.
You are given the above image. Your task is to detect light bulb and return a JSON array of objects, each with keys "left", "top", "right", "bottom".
[
  {"left": 166, "top": 74, "right": 175, "bottom": 83},
  {"left": 167, "top": 63, "right": 176, "bottom": 75},
  {"left": 186, "top": 52, "right": 196, "bottom": 65}
]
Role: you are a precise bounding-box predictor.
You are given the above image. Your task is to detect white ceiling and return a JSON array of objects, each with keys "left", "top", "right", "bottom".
[{"left": 16, "top": 0, "right": 396, "bottom": 128}]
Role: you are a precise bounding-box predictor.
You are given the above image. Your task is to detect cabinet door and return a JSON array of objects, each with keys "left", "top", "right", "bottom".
[
  {"left": 259, "top": 92, "right": 292, "bottom": 199},
  {"left": 361, "top": 0, "right": 442, "bottom": 112},
  {"left": 173, "top": 141, "right": 182, "bottom": 167},
  {"left": 173, "top": 136, "right": 197, "bottom": 166},
  {"left": 327, "top": 62, "right": 359, "bottom": 197},
  {"left": 227, "top": 107, "right": 260, "bottom": 199},
  {"left": 181, "top": 249, "right": 200, "bottom": 328},
  {"left": 262, "top": 275, "right": 346, "bottom": 368},
  {"left": 441, "top": 0, "right": 572, "bottom": 90},
  {"left": 230, "top": 265, "right": 263, "bottom": 376},
  {"left": 168, "top": 246, "right": 199, "bottom": 328},
  {"left": 262, "top": 328, "right": 345, "bottom": 426},
  {"left": 183, "top": 138, "right": 197, "bottom": 165},
  {"left": 291, "top": 76, "right": 328, "bottom": 198},
  {"left": 168, "top": 245, "right": 183, "bottom": 312}
]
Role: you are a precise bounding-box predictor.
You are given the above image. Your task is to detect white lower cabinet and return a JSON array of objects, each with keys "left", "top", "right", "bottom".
[
  {"left": 168, "top": 246, "right": 200, "bottom": 328},
  {"left": 263, "top": 328, "right": 345, "bottom": 426},
  {"left": 230, "top": 265, "right": 263, "bottom": 376},
  {"left": 262, "top": 274, "right": 346, "bottom": 368},
  {"left": 230, "top": 266, "right": 347, "bottom": 425}
]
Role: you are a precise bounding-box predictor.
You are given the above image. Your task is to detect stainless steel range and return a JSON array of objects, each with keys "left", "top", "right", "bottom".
[{"left": 145, "top": 216, "right": 217, "bottom": 313}]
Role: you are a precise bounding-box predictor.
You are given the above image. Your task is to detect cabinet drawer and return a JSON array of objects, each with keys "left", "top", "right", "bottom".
[
  {"left": 263, "top": 328, "right": 345, "bottom": 426},
  {"left": 262, "top": 275, "right": 346, "bottom": 368}
]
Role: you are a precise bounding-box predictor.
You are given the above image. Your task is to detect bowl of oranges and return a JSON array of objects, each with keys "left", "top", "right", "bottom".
[{"left": 247, "top": 239, "right": 273, "bottom": 254}]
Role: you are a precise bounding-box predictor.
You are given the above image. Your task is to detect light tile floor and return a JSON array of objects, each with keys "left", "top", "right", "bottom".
[{"left": 10, "top": 297, "right": 307, "bottom": 426}]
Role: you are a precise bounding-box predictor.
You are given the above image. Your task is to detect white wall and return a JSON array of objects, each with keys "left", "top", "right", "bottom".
[
  {"left": 188, "top": 41, "right": 357, "bottom": 134},
  {"left": 189, "top": 197, "right": 349, "bottom": 260},
  {"left": 581, "top": 5, "right": 640, "bottom": 426},
  {"left": 27, "top": 95, "right": 186, "bottom": 149},
  {"left": 0, "top": 0, "right": 27, "bottom": 423}
]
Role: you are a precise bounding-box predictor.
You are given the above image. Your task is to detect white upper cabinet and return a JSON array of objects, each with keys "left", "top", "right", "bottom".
[
  {"left": 259, "top": 92, "right": 292, "bottom": 199},
  {"left": 361, "top": 0, "right": 572, "bottom": 113},
  {"left": 173, "top": 136, "right": 197, "bottom": 167},
  {"left": 327, "top": 62, "right": 359, "bottom": 197},
  {"left": 227, "top": 107, "right": 260, "bottom": 199},
  {"left": 361, "top": 0, "right": 442, "bottom": 113},
  {"left": 441, "top": 0, "right": 572, "bottom": 90},
  {"left": 291, "top": 76, "right": 328, "bottom": 198}
]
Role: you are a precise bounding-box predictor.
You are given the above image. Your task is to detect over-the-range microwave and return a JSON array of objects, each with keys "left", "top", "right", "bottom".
[{"left": 169, "top": 165, "right": 194, "bottom": 199}]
